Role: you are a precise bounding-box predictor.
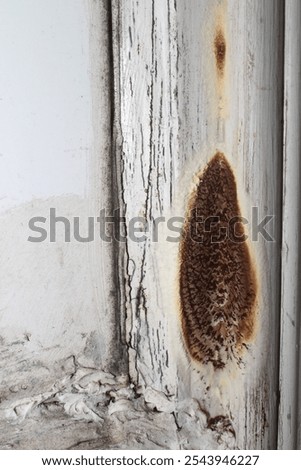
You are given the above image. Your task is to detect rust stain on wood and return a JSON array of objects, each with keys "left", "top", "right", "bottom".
[
  {"left": 179, "top": 153, "right": 258, "bottom": 369},
  {"left": 214, "top": 28, "right": 226, "bottom": 77}
]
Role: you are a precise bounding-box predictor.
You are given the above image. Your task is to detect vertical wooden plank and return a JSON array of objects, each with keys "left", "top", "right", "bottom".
[
  {"left": 88, "top": 0, "right": 129, "bottom": 375},
  {"left": 278, "top": 0, "right": 301, "bottom": 450},
  {"left": 231, "top": 0, "right": 284, "bottom": 449},
  {"left": 114, "top": 0, "right": 284, "bottom": 449}
]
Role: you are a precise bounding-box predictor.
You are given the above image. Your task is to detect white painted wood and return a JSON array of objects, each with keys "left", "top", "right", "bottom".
[
  {"left": 0, "top": 0, "right": 126, "bottom": 448},
  {"left": 278, "top": 0, "right": 301, "bottom": 451}
]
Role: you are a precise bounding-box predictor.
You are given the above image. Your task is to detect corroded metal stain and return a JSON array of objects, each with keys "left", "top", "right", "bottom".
[
  {"left": 179, "top": 153, "right": 257, "bottom": 369},
  {"left": 214, "top": 28, "right": 226, "bottom": 77}
]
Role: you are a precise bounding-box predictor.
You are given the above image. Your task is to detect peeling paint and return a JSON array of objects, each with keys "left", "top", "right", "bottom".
[{"left": 0, "top": 355, "right": 235, "bottom": 449}]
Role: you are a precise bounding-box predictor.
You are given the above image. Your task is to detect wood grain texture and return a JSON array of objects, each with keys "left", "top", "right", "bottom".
[{"left": 1, "top": 0, "right": 295, "bottom": 450}]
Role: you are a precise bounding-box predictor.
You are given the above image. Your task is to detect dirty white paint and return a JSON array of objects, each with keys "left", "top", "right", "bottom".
[
  {"left": 0, "top": 0, "right": 299, "bottom": 450},
  {"left": 114, "top": 0, "right": 284, "bottom": 449},
  {"left": 0, "top": 0, "right": 105, "bottom": 350}
]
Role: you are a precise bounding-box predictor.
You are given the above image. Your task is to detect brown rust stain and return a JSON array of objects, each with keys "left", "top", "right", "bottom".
[
  {"left": 179, "top": 153, "right": 258, "bottom": 369},
  {"left": 214, "top": 28, "right": 226, "bottom": 77}
]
